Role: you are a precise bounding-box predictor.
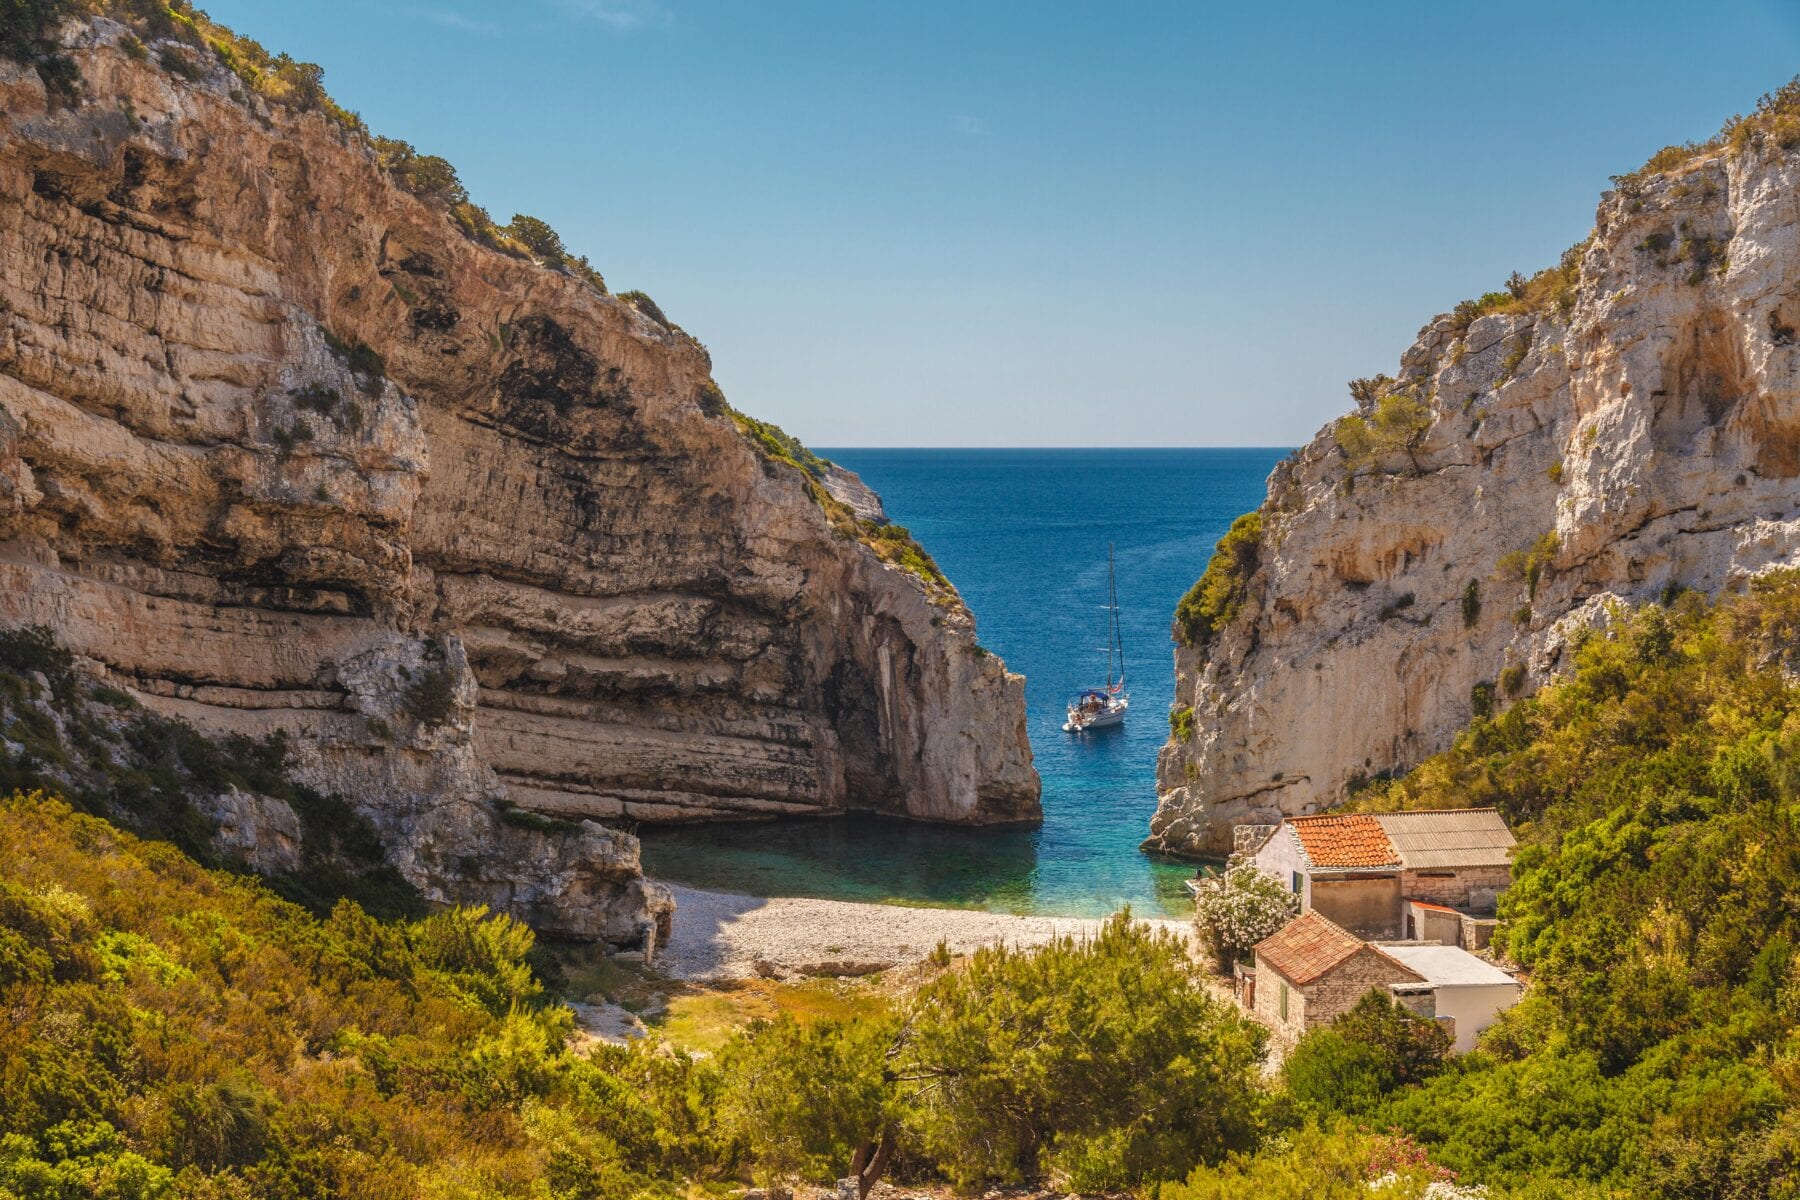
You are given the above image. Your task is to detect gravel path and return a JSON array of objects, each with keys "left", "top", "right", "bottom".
[{"left": 656, "top": 884, "right": 1191, "bottom": 980}]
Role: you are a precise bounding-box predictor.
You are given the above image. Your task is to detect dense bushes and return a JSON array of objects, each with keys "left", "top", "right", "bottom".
[
  {"left": 0, "top": 815, "right": 1274, "bottom": 1197},
  {"left": 1175, "top": 510, "right": 1263, "bottom": 648},
  {"left": 0, "top": 794, "right": 726, "bottom": 1197},
  {"left": 898, "top": 917, "right": 1265, "bottom": 1191},
  {"left": 1279, "top": 992, "right": 1452, "bottom": 1119},
  {"left": 1331, "top": 572, "right": 1800, "bottom": 1194},
  {"left": 0, "top": 626, "right": 419, "bottom": 921}
]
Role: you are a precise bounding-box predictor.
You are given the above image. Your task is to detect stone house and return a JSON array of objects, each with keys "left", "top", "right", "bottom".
[
  {"left": 1243, "top": 809, "right": 1515, "bottom": 945},
  {"left": 1251, "top": 911, "right": 1426, "bottom": 1045},
  {"left": 1249, "top": 911, "right": 1524, "bottom": 1050}
]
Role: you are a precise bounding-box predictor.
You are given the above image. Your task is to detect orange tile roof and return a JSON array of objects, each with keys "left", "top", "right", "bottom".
[
  {"left": 1253, "top": 911, "right": 1366, "bottom": 984},
  {"left": 1254, "top": 911, "right": 1425, "bottom": 986},
  {"left": 1288, "top": 812, "right": 1399, "bottom": 869}
]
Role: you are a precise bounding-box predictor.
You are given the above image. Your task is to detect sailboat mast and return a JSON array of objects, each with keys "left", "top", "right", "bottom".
[{"left": 1101, "top": 543, "right": 1116, "bottom": 683}]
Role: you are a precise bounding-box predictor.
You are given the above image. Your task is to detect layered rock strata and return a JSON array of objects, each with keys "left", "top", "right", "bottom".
[
  {"left": 0, "top": 19, "right": 1038, "bottom": 938},
  {"left": 1149, "top": 138, "right": 1800, "bottom": 856}
]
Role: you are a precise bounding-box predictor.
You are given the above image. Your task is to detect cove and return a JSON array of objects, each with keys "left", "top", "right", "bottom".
[{"left": 640, "top": 447, "right": 1289, "bottom": 917}]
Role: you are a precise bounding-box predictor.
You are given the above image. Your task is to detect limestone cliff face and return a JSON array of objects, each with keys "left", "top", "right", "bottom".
[
  {"left": 1148, "top": 137, "right": 1800, "bottom": 857},
  {"left": 0, "top": 20, "right": 1039, "bottom": 937}
]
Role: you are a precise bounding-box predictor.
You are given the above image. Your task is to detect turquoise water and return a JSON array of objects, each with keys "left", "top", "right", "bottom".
[{"left": 639, "top": 448, "right": 1288, "bottom": 917}]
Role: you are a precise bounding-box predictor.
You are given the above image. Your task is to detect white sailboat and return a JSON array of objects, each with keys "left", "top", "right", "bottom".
[{"left": 1064, "top": 544, "right": 1129, "bottom": 733}]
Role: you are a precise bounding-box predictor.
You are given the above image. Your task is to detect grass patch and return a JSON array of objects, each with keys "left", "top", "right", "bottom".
[{"left": 653, "top": 977, "right": 892, "bottom": 1055}]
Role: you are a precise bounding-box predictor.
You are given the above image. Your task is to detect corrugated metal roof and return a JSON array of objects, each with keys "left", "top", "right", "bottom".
[
  {"left": 1374, "top": 809, "right": 1515, "bottom": 869},
  {"left": 1380, "top": 943, "right": 1519, "bottom": 988}
]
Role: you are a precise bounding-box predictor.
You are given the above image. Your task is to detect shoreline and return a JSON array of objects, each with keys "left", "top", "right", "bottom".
[{"left": 655, "top": 883, "right": 1192, "bottom": 980}]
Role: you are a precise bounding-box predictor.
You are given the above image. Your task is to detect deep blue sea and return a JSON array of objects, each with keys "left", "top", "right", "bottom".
[{"left": 639, "top": 448, "right": 1287, "bottom": 916}]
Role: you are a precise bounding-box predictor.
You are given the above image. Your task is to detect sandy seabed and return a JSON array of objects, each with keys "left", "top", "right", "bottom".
[{"left": 657, "top": 884, "right": 1191, "bottom": 980}]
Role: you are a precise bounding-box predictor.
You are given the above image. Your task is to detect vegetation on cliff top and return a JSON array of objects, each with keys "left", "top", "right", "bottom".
[
  {"left": 721, "top": 395, "right": 955, "bottom": 601},
  {"left": 1175, "top": 510, "right": 1263, "bottom": 649},
  {"left": 1334, "top": 383, "right": 1434, "bottom": 466}
]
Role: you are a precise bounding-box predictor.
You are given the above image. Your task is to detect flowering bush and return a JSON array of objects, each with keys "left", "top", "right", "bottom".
[{"left": 1191, "top": 855, "right": 1300, "bottom": 969}]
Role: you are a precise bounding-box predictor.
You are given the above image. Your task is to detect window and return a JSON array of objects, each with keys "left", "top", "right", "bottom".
[
  {"left": 1291, "top": 871, "right": 1304, "bottom": 894},
  {"left": 1279, "top": 981, "right": 1289, "bottom": 1021}
]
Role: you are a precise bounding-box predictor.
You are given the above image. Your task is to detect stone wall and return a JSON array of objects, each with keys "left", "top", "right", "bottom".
[
  {"left": 1253, "top": 946, "right": 1422, "bottom": 1045},
  {"left": 1402, "top": 865, "right": 1511, "bottom": 912},
  {"left": 1309, "top": 874, "right": 1402, "bottom": 940}
]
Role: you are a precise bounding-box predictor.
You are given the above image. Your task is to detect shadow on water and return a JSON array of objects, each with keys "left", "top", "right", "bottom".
[
  {"left": 640, "top": 815, "right": 1042, "bottom": 913},
  {"left": 639, "top": 813, "right": 1208, "bottom": 918}
]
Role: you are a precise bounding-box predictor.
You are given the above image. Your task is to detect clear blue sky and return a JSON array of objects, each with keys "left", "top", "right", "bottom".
[{"left": 207, "top": 0, "right": 1800, "bottom": 447}]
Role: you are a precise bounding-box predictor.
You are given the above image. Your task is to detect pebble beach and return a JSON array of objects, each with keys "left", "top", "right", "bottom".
[{"left": 657, "top": 883, "right": 1191, "bottom": 980}]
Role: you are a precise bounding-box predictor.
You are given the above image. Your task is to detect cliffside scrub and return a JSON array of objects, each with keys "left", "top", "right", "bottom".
[
  {"left": 1256, "top": 574, "right": 1800, "bottom": 1197},
  {"left": 0, "top": 4, "right": 1038, "bottom": 942},
  {"left": 1150, "top": 80, "right": 1800, "bottom": 856}
]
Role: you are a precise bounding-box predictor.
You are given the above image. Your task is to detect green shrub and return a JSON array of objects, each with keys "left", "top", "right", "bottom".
[
  {"left": 1164, "top": 1124, "right": 1460, "bottom": 1200},
  {"left": 717, "top": 1015, "right": 904, "bottom": 1192},
  {"left": 401, "top": 664, "right": 457, "bottom": 726},
  {"left": 1499, "top": 662, "right": 1527, "bottom": 696},
  {"left": 733, "top": 410, "right": 829, "bottom": 479},
  {"left": 1461, "top": 579, "right": 1482, "bottom": 628},
  {"left": 1175, "top": 511, "right": 1263, "bottom": 649},
  {"left": 619, "top": 289, "right": 674, "bottom": 330},
  {"left": 1191, "top": 857, "right": 1300, "bottom": 970},
  {"left": 1469, "top": 680, "right": 1495, "bottom": 719},
  {"left": 1547, "top": 459, "right": 1564, "bottom": 484},
  {"left": 0, "top": 0, "right": 82, "bottom": 102},
  {"left": 1335, "top": 390, "right": 1433, "bottom": 465},
  {"left": 1170, "top": 704, "right": 1195, "bottom": 741},
  {"left": 503, "top": 214, "right": 567, "bottom": 266},
  {"left": 899, "top": 913, "right": 1265, "bottom": 1191},
  {"left": 1280, "top": 993, "right": 1452, "bottom": 1119},
  {"left": 1498, "top": 530, "right": 1560, "bottom": 597}
]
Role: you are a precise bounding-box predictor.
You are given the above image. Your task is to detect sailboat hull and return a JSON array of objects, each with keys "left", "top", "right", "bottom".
[{"left": 1063, "top": 695, "right": 1128, "bottom": 732}]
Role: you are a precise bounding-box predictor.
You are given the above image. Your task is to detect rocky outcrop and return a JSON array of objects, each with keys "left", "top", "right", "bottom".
[
  {"left": 0, "top": 19, "right": 1038, "bottom": 937},
  {"left": 1148, "top": 135, "right": 1800, "bottom": 857}
]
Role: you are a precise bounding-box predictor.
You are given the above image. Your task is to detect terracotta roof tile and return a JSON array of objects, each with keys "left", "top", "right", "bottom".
[
  {"left": 1253, "top": 911, "right": 1366, "bottom": 984},
  {"left": 1254, "top": 911, "right": 1427, "bottom": 986},
  {"left": 1288, "top": 813, "right": 1399, "bottom": 869}
]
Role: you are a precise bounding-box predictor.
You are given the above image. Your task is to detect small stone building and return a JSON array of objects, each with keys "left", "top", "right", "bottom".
[
  {"left": 1251, "top": 911, "right": 1425, "bottom": 1045},
  {"left": 1244, "top": 808, "right": 1515, "bottom": 944}
]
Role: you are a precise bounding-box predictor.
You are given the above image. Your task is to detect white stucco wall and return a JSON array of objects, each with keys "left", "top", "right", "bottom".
[
  {"left": 1431, "top": 982, "right": 1523, "bottom": 1052},
  {"left": 1251, "top": 828, "right": 1309, "bottom": 904}
]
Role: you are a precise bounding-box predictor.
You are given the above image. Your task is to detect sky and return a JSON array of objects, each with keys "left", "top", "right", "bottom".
[{"left": 205, "top": 0, "right": 1800, "bottom": 448}]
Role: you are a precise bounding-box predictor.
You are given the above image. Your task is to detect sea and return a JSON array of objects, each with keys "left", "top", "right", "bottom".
[{"left": 639, "top": 448, "right": 1289, "bottom": 917}]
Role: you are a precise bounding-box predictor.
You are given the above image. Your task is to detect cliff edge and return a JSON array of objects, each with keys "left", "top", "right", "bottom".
[
  {"left": 0, "top": 14, "right": 1039, "bottom": 940},
  {"left": 1149, "top": 106, "right": 1800, "bottom": 856}
]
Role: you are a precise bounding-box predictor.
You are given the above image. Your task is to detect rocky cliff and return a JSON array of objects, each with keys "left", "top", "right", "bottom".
[
  {"left": 1148, "top": 120, "right": 1800, "bottom": 857},
  {"left": 0, "top": 16, "right": 1038, "bottom": 941}
]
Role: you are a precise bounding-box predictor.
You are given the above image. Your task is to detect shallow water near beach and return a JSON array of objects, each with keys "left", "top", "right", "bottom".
[{"left": 640, "top": 448, "right": 1288, "bottom": 918}]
